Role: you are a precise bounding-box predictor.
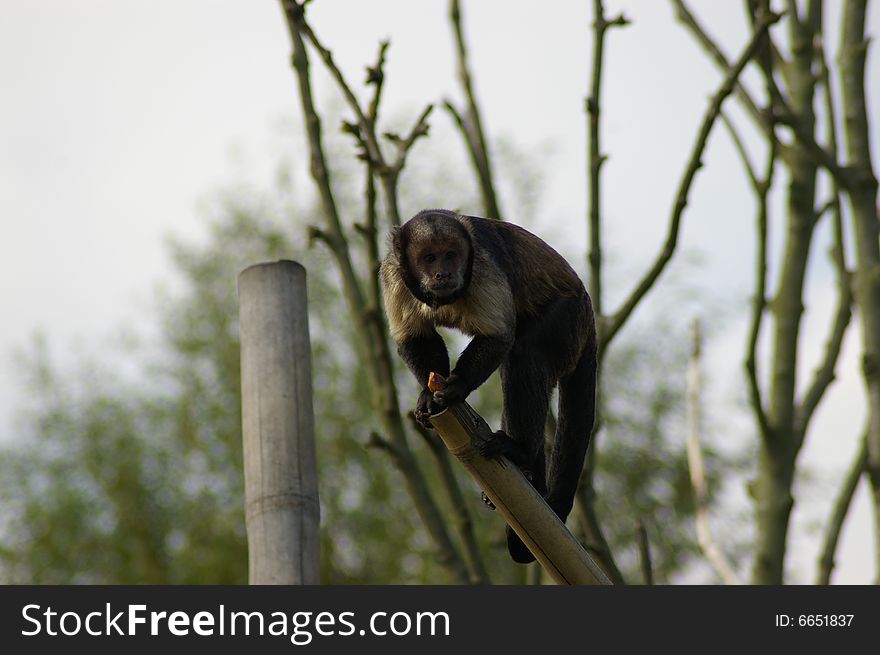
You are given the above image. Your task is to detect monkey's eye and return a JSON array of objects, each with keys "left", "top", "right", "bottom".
[
  {"left": 424, "top": 253, "right": 437, "bottom": 264},
  {"left": 445, "top": 251, "right": 456, "bottom": 260}
]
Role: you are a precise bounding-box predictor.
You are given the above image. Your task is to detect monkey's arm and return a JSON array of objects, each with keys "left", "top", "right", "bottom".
[
  {"left": 433, "top": 333, "right": 512, "bottom": 407},
  {"left": 434, "top": 265, "right": 516, "bottom": 407},
  {"left": 397, "top": 329, "right": 450, "bottom": 385},
  {"left": 397, "top": 330, "right": 450, "bottom": 428}
]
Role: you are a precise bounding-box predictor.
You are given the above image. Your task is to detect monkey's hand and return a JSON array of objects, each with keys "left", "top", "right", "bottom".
[
  {"left": 431, "top": 372, "right": 469, "bottom": 408},
  {"left": 415, "top": 388, "right": 444, "bottom": 429}
]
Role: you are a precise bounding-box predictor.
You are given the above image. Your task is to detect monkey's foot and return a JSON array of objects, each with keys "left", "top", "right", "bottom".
[
  {"left": 477, "top": 430, "right": 529, "bottom": 468},
  {"left": 479, "top": 471, "right": 533, "bottom": 511}
]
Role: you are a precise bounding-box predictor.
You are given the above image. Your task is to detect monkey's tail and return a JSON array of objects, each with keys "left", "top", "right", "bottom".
[
  {"left": 506, "top": 526, "right": 536, "bottom": 564},
  {"left": 545, "top": 338, "right": 596, "bottom": 528}
]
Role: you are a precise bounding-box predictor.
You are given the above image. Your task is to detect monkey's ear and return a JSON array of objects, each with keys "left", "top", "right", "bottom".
[{"left": 390, "top": 226, "right": 403, "bottom": 257}]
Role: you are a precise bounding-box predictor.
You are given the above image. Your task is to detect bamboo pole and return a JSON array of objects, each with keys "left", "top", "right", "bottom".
[
  {"left": 429, "top": 403, "right": 612, "bottom": 585},
  {"left": 239, "top": 260, "right": 320, "bottom": 584}
]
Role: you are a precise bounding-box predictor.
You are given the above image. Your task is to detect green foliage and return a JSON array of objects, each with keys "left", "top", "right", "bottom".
[
  {"left": 0, "top": 130, "right": 736, "bottom": 583},
  {"left": 0, "top": 187, "right": 452, "bottom": 583},
  {"left": 595, "top": 317, "right": 742, "bottom": 584}
]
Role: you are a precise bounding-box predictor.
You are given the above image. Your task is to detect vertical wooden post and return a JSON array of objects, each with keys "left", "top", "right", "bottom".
[{"left": 238, "top": 260, "right": 320, "bottom": 584}]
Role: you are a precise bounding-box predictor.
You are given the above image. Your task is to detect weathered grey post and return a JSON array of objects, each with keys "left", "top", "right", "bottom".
[{"left": 238, "top": 260, "right": 319, "bottom": 584}]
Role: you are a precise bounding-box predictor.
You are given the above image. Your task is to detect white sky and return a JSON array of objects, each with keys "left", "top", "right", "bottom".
[{"left": 0, "top": 0, "right": 877, "bottom": 583}]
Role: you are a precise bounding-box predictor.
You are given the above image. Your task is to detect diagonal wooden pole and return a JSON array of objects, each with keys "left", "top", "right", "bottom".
[{"left": 429, "top": 400, "right": 611, "bottom": 585}]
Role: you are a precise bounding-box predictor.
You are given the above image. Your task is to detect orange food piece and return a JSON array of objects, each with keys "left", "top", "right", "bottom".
[{"left": 427, "top": 371, "right": 447, "bottom": 392}]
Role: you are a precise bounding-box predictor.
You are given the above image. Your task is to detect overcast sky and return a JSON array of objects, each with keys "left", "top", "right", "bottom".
[{"left": 1, "top": 0, "right": 877, "bottom": 583}]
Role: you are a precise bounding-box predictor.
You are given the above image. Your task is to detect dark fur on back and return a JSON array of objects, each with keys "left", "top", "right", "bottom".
[{"left": 467, "top": 215, "right": 584, "bottom": 317}]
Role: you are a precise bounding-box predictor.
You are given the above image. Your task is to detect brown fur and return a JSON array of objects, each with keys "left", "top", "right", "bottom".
[
  {"left": 381, "top": 223, "right": 514, "bottom": 341},
  {"left": 381, "top": 210, "right": 581, "bottom": 342},
  {"left": 380, "top": 209, "right": 596, "bottom": 564}
]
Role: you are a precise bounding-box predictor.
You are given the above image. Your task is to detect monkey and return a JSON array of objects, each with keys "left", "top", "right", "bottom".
[{"left": 380, "top": 208, "right": 597, "bottom": 564}]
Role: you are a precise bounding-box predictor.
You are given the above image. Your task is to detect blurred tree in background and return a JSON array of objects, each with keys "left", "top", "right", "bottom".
[
  {"left": 0, "top": 129, "right": 730, "bottom": 583},
  {"left": 3, "top": 0, "right": 874, "bottom": 585}
]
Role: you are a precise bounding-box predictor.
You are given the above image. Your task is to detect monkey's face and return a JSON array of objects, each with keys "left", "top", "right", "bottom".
[{"left": 406, "top": 234, "right": 470, "bottom": 305}]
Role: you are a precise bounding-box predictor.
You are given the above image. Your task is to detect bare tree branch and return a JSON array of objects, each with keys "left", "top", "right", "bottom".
[
  {"left": 440, "top": 99, "right": 489, "bottom": 203},
  {"left": 574, "top": 485, "right": 625, "bottom": 584},
  {"left": 573, "top": 0, "right": 629, "bottom": 588},
  {"left": 587, "top": 0, "right": 630, "bottom": 326},
  {"left": 290, "top": 4, "right": 431, "bottom": 226},
  {"left": 526, "top": 562, "right": 543, "bottom": 586},
  {"left": 447, "top": 0, "right": 502, "bottom": 218},
  {"left": 687, "top": 319, "right": 742, "bottom": 585},
  {"left": 816, "top": 434, "right": 868, "bottom": 584},
  {"left": 785, "top": 0, "right": 800, "bottom": 26},
  {"left": 839, "top": 0, "right": 880, "bottom": 581},
  {"left": 380, "top": 103, "right": 435, "bottom": 227},
  {"left": 603, "top": 10, "right": 781, "bottom": 345},
  {"left": 723, "top": 111, "right": 777, "bottom": 443},
  {"left": 280, "top": 0, "right": 471, "bottom": 583},
  {"left": 359, "top": 149, "right": 382, "bottom": 309},
  {"left": 368, "top": 430, "right": 406, "bottom": 461},
  {"left": 291, "top": 10, "right": 383, "bottom": 167},
  {"left": 720, "top": 112, "right": 760, "bottom": 189},
  {"left": 674, "top": 0, "right": 857, "bottom": 190},
  {"left": 388, "top": 104, "right": 435, "bottom": 171},
  {"left": 635, "top": 520, "right": 654, "bottom": 585},
  {"left": 746, "top": 0, "right": 820, "bottom": 583},
  {"left": 670, "top": 0, "right": 766, "bottom": 126},
  {"left": 366, "top": 40, "right": 390, "bottom": 128},
  {"left": 795, "top": 35, "right": 853, "bottom": 438}
]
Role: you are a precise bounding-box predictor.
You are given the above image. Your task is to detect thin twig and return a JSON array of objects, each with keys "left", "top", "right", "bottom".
[
  {"left": 687, "top": 319, "right": 742, "bottom": 584},
  {"left": 720, "top": 111, "right": 760, "bottom": 190},
  {"left": 526, "top": 562, "right": 544, "bottom": 586},
  {"left": 795, "top": 34, "right": 853, "bottom": 438},
  {"left": 587, "top": 0, "right": 630, "bottom": 325},
  {"left": 441, "top": 99, "right": 493, "bottom": 211},
  {"left": 734, "top": 119, "right": 776, "bottom": 444},
  {"left": 604, "top": 10, "right": 781, "bottom": 345},
  {"left": 366, "top": 40, "right": 390, "bottom": 128},
  {"left": 575, "top": 481, "right": 625, "bottom": 584},
  {"left": 672, "top": 0, "right": 855, "bottom": 189},
  {"left": 448, "top": 0, "right": 502, "bottom": 218},
  {"left": 670, "top": 0, "right": 765, "bottom": 126},
  {"left": 388, "top": 104, "right": 435, "bottom": 171},
  {"left": 838, "top": 0, "right": 880, "bottom": 585},
  {"left": 360, "top": 147, "right": 382, "bottom": 331},
  {"left": 815, "top": 197, "right": 837, "bottom": 221},
  {"left": 380, "top": 103, "right": 435, "bottom": 226},
  {"left": 635, "top": 520, "right": 654, "bottom": 585},
  {"left": 292, "top": 14, "right": 385, "bottom": 170},
  {"left": 816, "top": 434, "right": 868, "bottom": 584},
  {"left": 293, "top": 4, "right": 434, "bottom": 222},
  {"left": 575, "top": 0, "right": 628, "bottom": 587},
  {"left": 281, "top": 1, "right": 363, "bottom": 312},
  {"left": 785, "top": 0, "right": 800, "bottom": 26},
  {"left": 368, "top": 431, "right": 407, "bottom": 462}
]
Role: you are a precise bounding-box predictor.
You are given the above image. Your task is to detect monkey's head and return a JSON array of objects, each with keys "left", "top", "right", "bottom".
[{"left": 391, "top": 210, "right": 474, "bottom": 308}]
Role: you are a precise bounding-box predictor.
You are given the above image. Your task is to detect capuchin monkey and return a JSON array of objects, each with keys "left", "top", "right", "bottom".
[{"left": 380, "top": 208, "right": 597, "bottom": 564}]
